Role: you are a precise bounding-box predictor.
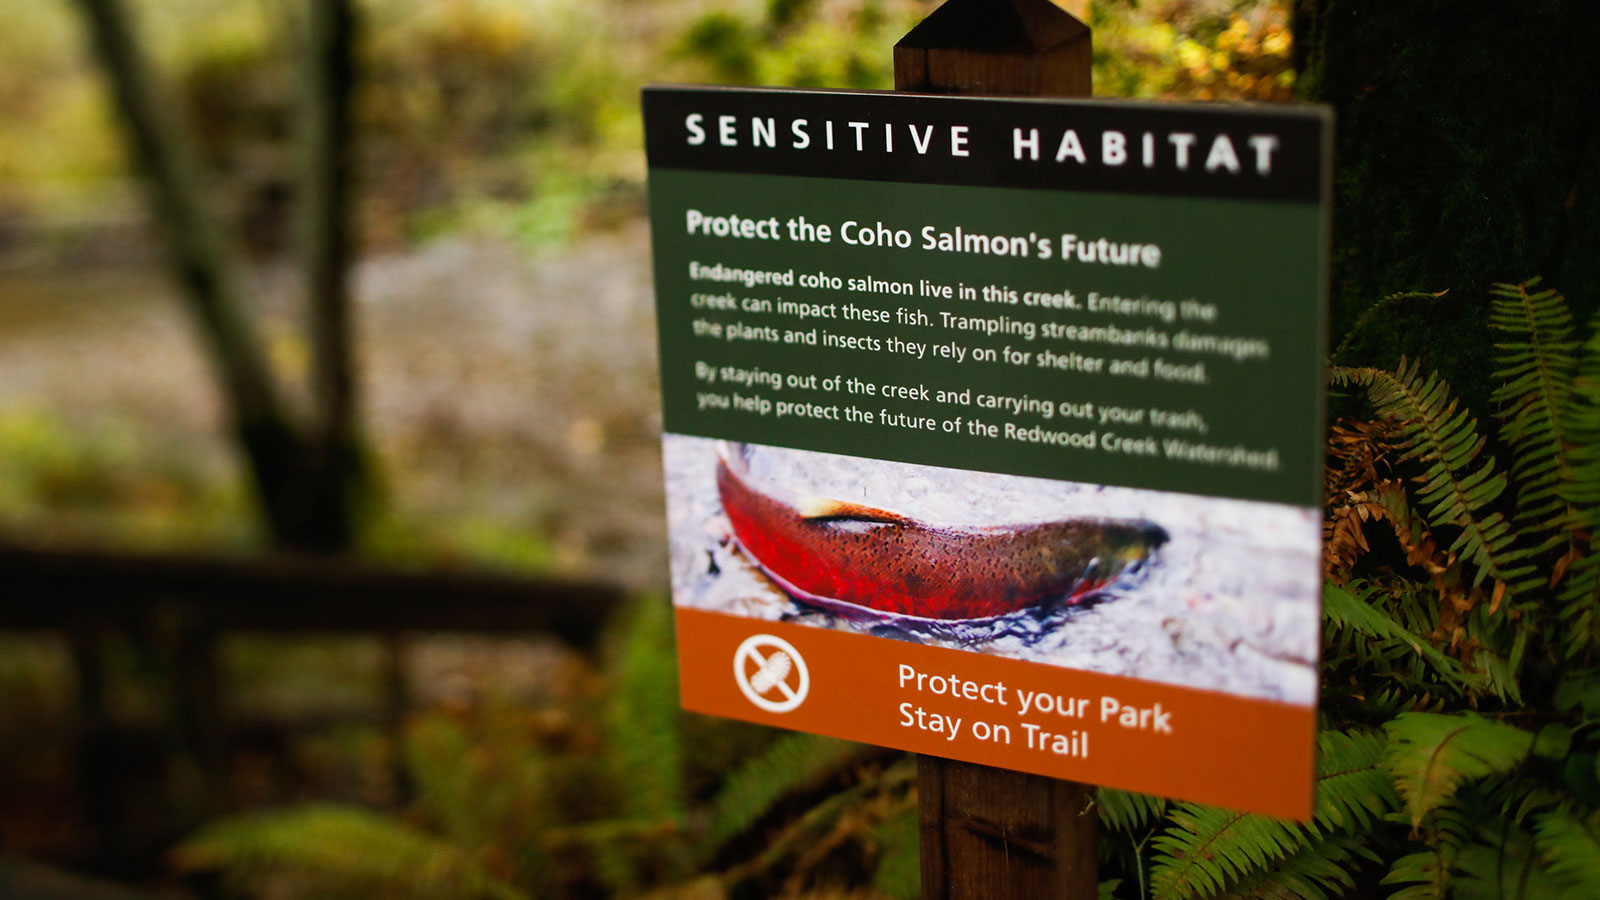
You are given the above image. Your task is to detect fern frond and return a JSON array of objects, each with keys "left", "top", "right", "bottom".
[
  {"left": 1150, "top": 805, "right": 1306, "bottom": 900},
  {"left": 1097, "top": 787, "right": 1170, "bottom": 834},
  {"left": 607, "top": 595, "right": 688, "bottom": 826},
  {"left": 173, "top": 804, "right": 530, "bottom": 900},
  {"left": 700, "top": 733, "right": 874, "bottom": 855},
  {"left": 1381, "top": 802, "right": 1472, "bottom": 900},
  {"left": 1557, "top": 543, "right": 1600, "bottom": 659},
  {"left": 405, "top": 713, "right": 484, "bottom": 849},
  {"left": 1489, "top": 280, "right": 1581, "bottom": 543},
  {"left": 1546, "top": 299, "right": 1600, "bottom": 658},
  {"left": 720, "top": 757, "right": 917, "bottom": 892},
  {"left": 1535, "top": 808, "right": 1600, "bottom": 898},
  {"left": 1382, "top": 712, "right": 1533, "bottom": 827},
  {"left": 1305, "top": 729, "right": 1398, "bottom": 833},
  {"left": 1455, "top": 816, "right": 1571, "bottom": 899},
  {"left": 403, "top": 710, "right": 549, "bottom": 880},
  {"left": 1149, "top": 730, "right": 1393, "bottom": 900},
  {"left": 1553, "top": 668, "right": 1600, "bottom": 716},
  {"left": 870, "top": 808, "right": 920, "bottom": 900},
  {"left": 1323, "top": 582, "right": 1483, "bottom": 693},
  {"left": 1211, "top": 835, "right": 1370, "bottom": 900},
  {"left": 1563, "top": 300, "right": 1600, "bottom": 518},
  {"left": 1372, "top": 481, "right": 1454, "bottom": 575},
  {"left": 1323, "top": 432, "right": 1446, "bottom": 579},
  {"left": 1328, "top": 289, "right": 1449, "bottom": 365},
  {"left": 1332, "top": 360, "right": 1537, "bottom": 596},
  {"left": 1383, "top": 852, "right": 1448, "bottom": 900}
]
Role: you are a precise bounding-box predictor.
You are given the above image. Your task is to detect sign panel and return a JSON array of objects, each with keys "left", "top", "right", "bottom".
[{"left": 645, "top": 86, "right": 1328, "bottom": 819}]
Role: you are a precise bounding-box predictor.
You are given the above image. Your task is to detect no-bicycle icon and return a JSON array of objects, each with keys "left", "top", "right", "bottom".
[{"left": 734, "top": 634, "right": 810, "bottom": 713}]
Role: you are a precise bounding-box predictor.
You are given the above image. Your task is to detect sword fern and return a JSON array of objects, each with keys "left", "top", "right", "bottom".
[
  {"left": 1381, "top": 712, "right": 1533, "bottom": 829},
  {"left": 1553, "top": 300, "right": 1600, "bottom": 659},
  {"left": 1209, "top": 836, "right": 1369, "bottom": 900},
  {"left": 699, "top": 733, "right": 876, "bottom": 855},
  {"left": 1102, "top": 280, "right": 1600, "bottom": 900},
  {"left": 1533, "top": 807, "right": 1600, "bottom": 897},
  {"left": 1331, "top": 358, "right": 1536, "bottom": 597},
  {"left": 1148, "top": 730, "right": 1393, "bottom": 900},
  {"left": 1488, "top": 280, "right": 1581, "bottom": 544}
]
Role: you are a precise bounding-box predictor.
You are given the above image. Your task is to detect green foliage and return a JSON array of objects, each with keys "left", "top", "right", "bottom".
[
  {"left": 1103, "top": 280, "right": 1600, "bottom": 899},
  {"left": 1382, "top": 802, "right": 1473, "bottom": 900},
  {"left": 176, "top": 805, "right": 530, "bottom": 900},
  {"left": 869, "top": 807, "right": 920, "bottom": 900},
  {"left": 1209, "top": 836, "right": 1366, "bottom": 900},
  {"left": 406, "top": 710, "right": 554, "bottom": 887},
  {"left": 1097, "top": 788, "right": 1170, "bottom": 833},
  {"left": 1534, "top": 808, "right": 1600, "bottom": 898},
  {"left": 0, "top": 407, "right": 256, "bottom": 549},
  {"left": 179, "top": 596, "right": 912, "bottom": 899},
  {"left": 1148, "top": 730, "right": 1391, "bottom": 900},
  {"left": 607, "top": 594, "right": 688, "bottom": 828},
  {"left": 1150, "top": 806, "right": 1312, "bottom": 899},
  {"left": 1323, "top": 581, "right": 1485, "bottom": 700},
  {"left": 1382, "top": 713, "right": 1532, "bottom": 828},
  {"left": 701, "top": 733, "right": 871, "bottom": 854},
  {"left": 671, "top": 0, "right": 920, "bottom": 92},
  {"left": 1088, "top": 1, "right": 1295, "bottom": 101},
  {"left": 1488, "top": 280, "right": 1581, "bottom": 542},
  {"left": 1332, "top": 359, "right": 1535, "bottom": 595}
]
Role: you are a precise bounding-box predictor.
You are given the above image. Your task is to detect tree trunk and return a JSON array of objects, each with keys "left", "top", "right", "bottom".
[
  {"left": 1296, "top": 0, "right": 1600, "bottom": 405},
  {"left": 297, "top": 0, "right": 364, "bottom": 551}
]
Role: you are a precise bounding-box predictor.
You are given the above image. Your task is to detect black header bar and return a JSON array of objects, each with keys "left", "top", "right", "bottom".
[{"left": 643, "top": 85, "right": 1327, "bottom": 204}]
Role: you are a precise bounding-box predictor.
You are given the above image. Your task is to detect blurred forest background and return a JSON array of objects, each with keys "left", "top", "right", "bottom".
[
  {"left": 0, "top": 0, "right": 1421, "bottom": 897},
  {"left": 0, "top": 0, "right": 1292, "bottom": 563}
]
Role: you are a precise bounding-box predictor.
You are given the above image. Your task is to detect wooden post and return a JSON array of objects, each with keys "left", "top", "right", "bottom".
[
  {"left": 893, "top": 2, "right": 1098, "bottom": 897},
  {"left": 894, "top": 0, "right": 1090, "bottom": 97}
]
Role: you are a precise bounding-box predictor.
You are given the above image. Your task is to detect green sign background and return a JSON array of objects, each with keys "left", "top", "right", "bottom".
[{"left": 652, "top": 168, "right": 1323, "bottom": 507}]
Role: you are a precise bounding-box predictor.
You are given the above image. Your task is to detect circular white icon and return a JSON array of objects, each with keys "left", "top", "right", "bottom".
[{"left": 734, "top": 634, "right": 810, "bottom": 713}]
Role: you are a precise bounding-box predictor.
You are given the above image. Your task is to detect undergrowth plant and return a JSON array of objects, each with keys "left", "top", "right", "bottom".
[
  {"left": 176, "top": 597, "right": 919, "bottom": 900},
  {"left": 1094, "top": 279, "right": 1600, "bottom": 899}
]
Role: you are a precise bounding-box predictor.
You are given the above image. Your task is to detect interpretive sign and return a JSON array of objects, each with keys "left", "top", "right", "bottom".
[{"left": 644, "top": 86, "right": 1328, "bottom": 819}]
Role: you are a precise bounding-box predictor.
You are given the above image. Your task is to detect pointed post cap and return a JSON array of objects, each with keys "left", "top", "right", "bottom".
[{"left": 895, "top": 0, "right": 1091, "bottom": 97}]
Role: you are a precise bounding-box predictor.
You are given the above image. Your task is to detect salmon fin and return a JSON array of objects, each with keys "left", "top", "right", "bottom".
[{"left": 796, "top": 496, "right": 914, "bottom": 524}]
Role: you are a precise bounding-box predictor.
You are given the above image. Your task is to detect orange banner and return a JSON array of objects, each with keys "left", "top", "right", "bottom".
[{"left": 677, "top": 606, "right": 1315, "bottom": 820}]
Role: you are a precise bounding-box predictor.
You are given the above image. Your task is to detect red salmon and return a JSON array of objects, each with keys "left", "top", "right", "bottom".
[{"left": 716, "top": 443, "right": 1167, "bottom": 620}]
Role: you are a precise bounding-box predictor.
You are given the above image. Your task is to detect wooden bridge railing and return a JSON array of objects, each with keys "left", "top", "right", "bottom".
[{"left": 0, "top": 541, "right": 627, "bottom": 876}]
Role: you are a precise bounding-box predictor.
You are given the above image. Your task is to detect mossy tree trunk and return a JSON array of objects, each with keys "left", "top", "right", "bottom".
[{"left": 1294, "top": 0, "right": 1600, "bottom": 407}]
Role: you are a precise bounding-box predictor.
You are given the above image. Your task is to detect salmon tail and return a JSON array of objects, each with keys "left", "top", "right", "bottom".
[
  {"left": 716, "top": 440, "right": 751, "bottom": 473},
  {"left": 795, "top": 496, "right": 915, "bottom": 524},
  {"left": 716, "top": 441, "right": 812, "bottom": 516}
]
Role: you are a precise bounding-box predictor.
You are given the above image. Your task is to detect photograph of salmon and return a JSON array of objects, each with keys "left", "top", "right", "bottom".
[
  {"left": 716, "top": 441, "right": 1169, "bottom": 621},
  {"left": 665, "top": 434, "right": 1322, "bottom": 704}
]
